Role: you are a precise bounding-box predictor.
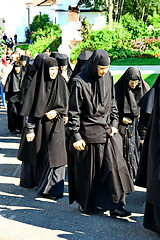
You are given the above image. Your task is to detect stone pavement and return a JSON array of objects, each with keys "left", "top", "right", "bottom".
[{"left": 0, "top": 107, "right": 160, "bottom": 240}]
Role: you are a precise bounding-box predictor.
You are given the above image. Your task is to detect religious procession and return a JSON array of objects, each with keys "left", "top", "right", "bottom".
[{"left": 0, "top": 0, "right": 160, "bottom": 239}]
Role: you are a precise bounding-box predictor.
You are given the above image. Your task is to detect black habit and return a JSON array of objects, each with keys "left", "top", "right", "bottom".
[
  {"left": 18, "top": 57, "right": 69, "bottom": 198},
  {"left": 138, "top": 85, "right": 160, "bottom": 235},
  {"left": 5, "top": 64, "right": 24, "bottom": 133},
  {"left": 68, "top": 49, "right": 133, "bottom": 213},
  {"left": 136, "top": 74, "right": 160, "bottom": 188},
  {"left": 115, "top": 67, "right": 150, "bottom": 180}
]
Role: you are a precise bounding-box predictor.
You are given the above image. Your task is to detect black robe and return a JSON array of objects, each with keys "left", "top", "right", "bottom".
[
  {"left": 68, "top": 50, "right": 133, "bottom": 213},
  {"left": 5, "top": 65, "right": 24, "bottom": 133},
  {"left": 136, "top": 74, "right": 160, "bottom": 188},
  {"left": 68, "top": 50, "right": 93, "bottom": 90},
  {"left": 115, "top": 67, "right": 150, "bottom": 180},
  {"left": 17, "top": 58, "right": 69, "bottom": 191},
  {"left": 138, "top": 85, "right": 160, "bottom": 235}
]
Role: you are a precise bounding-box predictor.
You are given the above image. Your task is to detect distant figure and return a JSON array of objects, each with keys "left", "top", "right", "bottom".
[
  {"left": 3, "top": 33, "right": 7, "bottom": 43},
  {"left": 7, "top": 38, "right": 14, "bottom": 50},
  {"left": 14, "top": 34, "right": 17, "bottom": 44}
]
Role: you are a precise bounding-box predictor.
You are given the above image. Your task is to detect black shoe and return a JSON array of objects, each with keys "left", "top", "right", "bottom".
[
  {"left": 110, "top": 206, "right": 131, "bottom": 217},
  {"left": 78, "top": 204, "right": 93, "bottom": 214}
]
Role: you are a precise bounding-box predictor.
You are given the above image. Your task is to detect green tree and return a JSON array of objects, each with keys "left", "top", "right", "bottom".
[
  {"left": 122, "top": 0, "right": 160, "bottom": 21},
  {"left": 29, "top": 14, "right": 50, "bottom": 32}
]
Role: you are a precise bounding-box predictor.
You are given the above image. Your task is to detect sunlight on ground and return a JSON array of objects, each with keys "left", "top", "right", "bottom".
[{"left": 0, "top": 216, "right": 72, "bottom": 240}]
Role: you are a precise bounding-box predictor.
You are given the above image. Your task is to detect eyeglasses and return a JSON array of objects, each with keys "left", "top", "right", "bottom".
[{"left": 129, "top": 80, "right": 140, "bottom": 84}]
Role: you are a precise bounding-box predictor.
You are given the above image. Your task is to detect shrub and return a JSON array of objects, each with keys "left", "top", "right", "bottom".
[{"left": 27, "top": 36, "right": 61, "bottom": 57}]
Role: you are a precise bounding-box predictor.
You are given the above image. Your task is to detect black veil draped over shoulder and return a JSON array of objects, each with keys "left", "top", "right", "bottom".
[
  {"left": 21, "top": 57, "right": 68, "bottom": 118},
  {"left": 115, "top": 67, "right": 150, "bottom": 117}
]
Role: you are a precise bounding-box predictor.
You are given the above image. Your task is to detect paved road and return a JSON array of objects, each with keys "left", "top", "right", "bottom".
[
  {"left": 110, "top": 65, "right": 160, "bottom": 75},
  {"left": 0, "top": 107, "right": 159, "bottom": 240}
]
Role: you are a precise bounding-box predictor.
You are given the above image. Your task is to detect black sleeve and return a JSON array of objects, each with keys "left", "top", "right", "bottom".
[
  {"left": 68, "top": 79, "right": 83, "bottom": 142},
  {"left": 24, "top": 116, "right": 37, "bottom": 134},
  {"left": 137, "top": 111, "right": 150, "bottom": 140},
  {"left": 110, "top": 79, "right": 119, "bottom": 128}
]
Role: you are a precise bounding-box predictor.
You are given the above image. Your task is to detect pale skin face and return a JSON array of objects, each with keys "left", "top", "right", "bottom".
[
  {"left": 60, "top": 65, "right": 67, "bottom": 72},
  {"left": 20, "top": 60, "right": 27, "bottom": 66},
  {"left": 128, "top": 79, "right": 140, "bottom": 89},
  {"left": 49, "top": 66, "right": 59, "bottom": 79},
  {"left": 97, "top": 65, "right": 110, "bottom": 77},
  {"left": 14, "top": 66, "right": 21, "bottom": 73}
]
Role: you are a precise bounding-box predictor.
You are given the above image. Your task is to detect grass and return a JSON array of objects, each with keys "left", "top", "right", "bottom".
[
  {"left": 113, "top": 74, "right": 159, "bottom": 87},
  {"left": 112, "top": 58, "right": 160, "bottom": 65}
]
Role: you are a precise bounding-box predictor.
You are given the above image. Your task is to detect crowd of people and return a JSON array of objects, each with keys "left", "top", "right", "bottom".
[{"left": 0, "top": 46, "right": 160, "bottom": 236}]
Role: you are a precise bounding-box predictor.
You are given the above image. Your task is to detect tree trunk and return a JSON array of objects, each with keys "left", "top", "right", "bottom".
[{"left": 108, "top": 0, "right": 113, "bottom": 28}]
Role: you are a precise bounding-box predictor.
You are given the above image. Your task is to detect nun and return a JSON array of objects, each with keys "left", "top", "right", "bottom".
[
  {"left": 115, "top": 67, "right": 150, "bottom": 180},
  {"left": 17, "top": 57, "right": 69, "bottom": 200},
  {"left": 68, "top": 49, "right": 133, "bottom": 216},
  {"left": 5, "top": 63, "right": 23, "bottom": 134},
  {"left": 137, "top": 82, "right": 160, "bottom": 235}
]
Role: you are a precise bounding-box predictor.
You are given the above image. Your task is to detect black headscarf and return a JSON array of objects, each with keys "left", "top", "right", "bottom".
[
  {"left": 50, "top": 51, "right": 60, "bottom": 59},
  {"left": 138, "top": 74, "right": 160, "bottom": 114},
  {"left": 29, "top": 53, "right": 50, "bottom": 79},
  {"left": 21, "top": 57, "right": 69, "bottom": 118},
  {"left": 57, "top": 53, "right": 72, "bottom": 78},
  {"left": 5, "top": 64, "right": 23, "bottom": 93},
  {"left": 81, "top": 49, "right": 112, "bottom": 107},
  {"left": 20, "top": 55, "right": 30, "bottom": 72},
  {"left": 115, "top": 67, "right": 150, "bottom": 117},
  {"left": 71, "top": 50, "right": 93, "bottom": 79}
]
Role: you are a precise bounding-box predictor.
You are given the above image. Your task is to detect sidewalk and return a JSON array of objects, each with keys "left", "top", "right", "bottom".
[
  {"left": 0, "top": 108, "right": 159, "bottom": 240},
  {"left": 110, "top": 65, "right": 160, "bottom": 75}
]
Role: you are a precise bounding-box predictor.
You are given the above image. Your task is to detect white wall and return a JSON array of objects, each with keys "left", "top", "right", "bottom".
[{"left": 0, "top": 0, "right": 53, "bottom": 43}]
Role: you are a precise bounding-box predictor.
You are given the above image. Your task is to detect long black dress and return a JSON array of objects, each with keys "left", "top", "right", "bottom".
[
  {"left": 68, "top": 49, "right": 133, "bottom": 213},
  {"left": 115, "top": 67, "right": 150, "bottom": 180},
  {"left": 5, "top": 64, "right": 24, "bottom": 134},
  {"left": 138, "top": 84, "right": 160, "bottom": 235},
  {"left": 135, "top": 74, "right": 160, "bottom": 188},
  {"left": 18, "top": 57, "right": 69, "bottom": 199}
]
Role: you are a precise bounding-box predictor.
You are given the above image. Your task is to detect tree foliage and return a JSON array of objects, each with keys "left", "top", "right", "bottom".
[{"left": 29, "top": 14, "right": 50, "bottom": 32}]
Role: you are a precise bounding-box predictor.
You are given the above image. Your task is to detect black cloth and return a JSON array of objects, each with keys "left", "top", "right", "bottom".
[
  {"left": 5, "top": 65, "right": 24, "bottom": 132},
  {"left": 137, "top": 87, "right": 160, "bottom": 234},
  {"left": 18, "top": 57, "right": 69, "bottom": 169},
  {"left": 57, "top": 53, "right": 72, "bottom": 85},
  {"left": 68, "top": 49, "right": 133, "bottom": 212},
  {"left": 69, "top": 50, "right": 118, "bottom": 144},
  {"left": 115, "top": 67, "right": 150, "bottom": 180},
  {"left": 21, "top": 53, "right": 50, "bottom": 99},
  {"left": 70, "top": 50, "right": 93, "bottom": 79},
  {"left": 115, "top": 67, "right": 150, "bottom": 119},
  {"left": 136, "top": 75, "right": 160, "bottom": 187}
]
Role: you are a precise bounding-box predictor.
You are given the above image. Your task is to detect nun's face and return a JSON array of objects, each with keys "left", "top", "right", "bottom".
[
  {"left": 60, "top": 65, "right": 67, "bottom": 72},
  {"left": 97, "top": 65, "right": 110, "bottom": 77},
  {"left": 14, "top": 66, "right": 21, "bottom": 73},
  {"left": 20, "top": 60, "right": 27, "bottom": 66},
  {"left": 49, "top": 66, "right": 59, "bottom": 79},
  {"left": 128, "top": 79, "right": 140, "bottom": 89}
]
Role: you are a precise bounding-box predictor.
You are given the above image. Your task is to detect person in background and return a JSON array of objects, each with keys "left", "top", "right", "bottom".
[
  {"left": 68, "top": 49, "right": 133, "bottom": 216},
  {"left": 0, "top": 56, "right": 13, "bottom": 108},
  {"left": 14, "top": 34, "right": 17, "bottom": 44},
  {"left": 115, "top": 67, "right": 150, "bottom": 181},
  {"left": 57, "top": 53, "right": 72, "bottom": 86},
  {"left": 5, "top": 63, "right": 23, "bottom": 134}
]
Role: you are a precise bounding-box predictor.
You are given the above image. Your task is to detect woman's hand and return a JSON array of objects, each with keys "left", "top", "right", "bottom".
[
  {"left": 45, "top": 110, "right": 58, "bottom": 120},
  {"left": 73, "top": 139, "right": 86, "bottom": 151},
  {"left": 109, "top": 127, "right": 118, "bottom": 136},
  {"left": 64, "top": 116, "right": 68, "bottom": 125},
  {"left": 26, "top": 132, "right": 35, "bottom": 142},
  {"left": 122, "top": 117, "right": 132, "bottom": 125}
]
